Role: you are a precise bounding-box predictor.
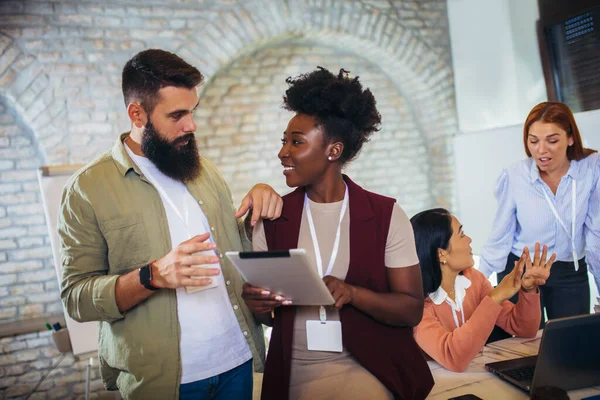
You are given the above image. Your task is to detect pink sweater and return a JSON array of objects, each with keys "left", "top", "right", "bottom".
[{"left": 413, "top": 268, "right": 541, "bottom": 372}]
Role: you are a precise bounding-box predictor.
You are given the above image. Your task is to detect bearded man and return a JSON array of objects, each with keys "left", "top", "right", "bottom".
[{"left": 59, "top": 49, "right": 282, "bottom": 400}]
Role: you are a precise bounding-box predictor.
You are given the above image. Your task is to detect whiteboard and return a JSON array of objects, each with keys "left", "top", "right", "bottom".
[
  {"left": 453, "top": 108, "right": 600, "bottom": 311},
  {"left": 38, "top": 165, "right": 98, "bottom": 356}
]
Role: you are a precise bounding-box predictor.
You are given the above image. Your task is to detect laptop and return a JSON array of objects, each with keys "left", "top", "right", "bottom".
[{"left": 485, "top": 313, "right": 600, "bottom": 394}]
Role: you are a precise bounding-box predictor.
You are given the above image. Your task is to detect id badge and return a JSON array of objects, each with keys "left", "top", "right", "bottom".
[{"left": 306, "top": 320, "right": 343, "bottom": 352}]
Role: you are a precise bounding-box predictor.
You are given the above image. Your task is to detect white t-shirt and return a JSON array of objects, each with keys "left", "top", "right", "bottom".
[{"left": 125, "top": 146, "right": 252, "bottom": 383}]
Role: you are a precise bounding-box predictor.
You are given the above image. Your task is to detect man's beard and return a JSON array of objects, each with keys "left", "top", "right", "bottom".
[{"left": 141, "top": 118, "right": 201, "bottom": 183}]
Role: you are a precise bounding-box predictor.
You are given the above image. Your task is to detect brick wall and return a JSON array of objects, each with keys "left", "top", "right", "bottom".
[
  {"left": 0, "top": 97, "right": 61, "bottom": 323},
  {"left": 0, "top": 1, "right": 457, "bottom": 398},
  {"left": 1, "top": 331, "right": 102, "bottom": 400}
]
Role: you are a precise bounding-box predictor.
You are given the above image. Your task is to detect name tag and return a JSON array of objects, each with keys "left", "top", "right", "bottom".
[{"left": 306, "top": 320, "right": 343, "bottom": 352}]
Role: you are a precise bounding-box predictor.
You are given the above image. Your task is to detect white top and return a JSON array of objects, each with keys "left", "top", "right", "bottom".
[{"left": 125, "top": 146, "right": 251, "bottom": 383}]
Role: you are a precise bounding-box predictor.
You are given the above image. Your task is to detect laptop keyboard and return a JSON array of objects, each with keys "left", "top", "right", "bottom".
[{"left": 503, "top": 366, "right": 535, "bottom": 382}]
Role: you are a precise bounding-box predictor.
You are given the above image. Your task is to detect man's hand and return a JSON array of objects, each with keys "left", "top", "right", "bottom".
[
  {"left": 323, "top": 276, "right": 355, "bottom": 309},
  {"left": 151, "top": 233, "right": 221, "bottom": 289},
  {"left": 235, "top": 184, "right": 283, "bottom": 226}
]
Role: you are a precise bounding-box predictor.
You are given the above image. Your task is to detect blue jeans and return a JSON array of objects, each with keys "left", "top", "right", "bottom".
[{"left": 179, "top": 359, "right": 253, "bottom": 400}]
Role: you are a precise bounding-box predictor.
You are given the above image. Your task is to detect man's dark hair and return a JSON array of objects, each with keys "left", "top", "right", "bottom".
[
  {"left": 410, "top": 208, "right": 453, "bottom": 296},
  {"left": 283, "top": 66, "right": 381, "bottom": 163},
  {"left": 122, "top": 49, "right": 204, "bottom": 114}
]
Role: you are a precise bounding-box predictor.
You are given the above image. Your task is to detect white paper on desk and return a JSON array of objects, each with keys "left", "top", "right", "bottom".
[{"left": 186, "top": 265, "right": 219, "bottom": 294}]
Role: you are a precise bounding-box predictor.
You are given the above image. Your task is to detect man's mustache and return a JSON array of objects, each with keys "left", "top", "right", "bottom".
[{"left": 172, "top": 133, "right": 195, "bottom": 147}]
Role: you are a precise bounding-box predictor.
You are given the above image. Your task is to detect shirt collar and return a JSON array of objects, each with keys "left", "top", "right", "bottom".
[
  {"left": 529, "top": 157, "right": 579, "bottom": 183},
  {"left": 112, "top": 132, "right": 142, "bottom": 177},
  {"left": 566, "top": 159, "right": 580, "bottom": 180},
  {"left": 429, "top": 274, "right": 472, "bottom": 306}
]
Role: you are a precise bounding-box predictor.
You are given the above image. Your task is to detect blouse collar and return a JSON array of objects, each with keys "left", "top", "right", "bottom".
[
  {"left": 429, "top": 274, "right": 472, "bottom": 306},
  {"left": 529, "top": 156, "right": 579, "bottom": 183}
]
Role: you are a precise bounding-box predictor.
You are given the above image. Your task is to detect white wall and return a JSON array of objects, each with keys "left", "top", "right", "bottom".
[{"left": 448, "top": 0, "right": 546, "bottom": 133}]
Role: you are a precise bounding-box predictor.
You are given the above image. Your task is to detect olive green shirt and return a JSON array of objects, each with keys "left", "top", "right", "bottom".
[{"left": 59, "top": 133, "right": 265, "bottom": 399}]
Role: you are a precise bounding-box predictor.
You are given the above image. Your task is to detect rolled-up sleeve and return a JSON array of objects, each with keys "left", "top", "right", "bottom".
[
  {"left": 479, "top": 170, "right": 517, "bottom": 278},
  {"left": 585, "top": 158, "right": 600, "bottom": 293},
  {"left": 59, "top": 184, "right": 124, "bottom": 323}
]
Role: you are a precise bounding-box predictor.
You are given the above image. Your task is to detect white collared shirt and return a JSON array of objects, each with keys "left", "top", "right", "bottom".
[{"left": 429, "top": 275, "right": 472, "bottom": 328}]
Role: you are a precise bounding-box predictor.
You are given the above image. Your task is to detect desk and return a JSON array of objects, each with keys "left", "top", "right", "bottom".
[
  {"left": 485, "top": 329, "right": 543, "bottom": 357},
  {"left": 252, "top": 332, "right": 600, "bottom": 400},
  {"left": 427, "top": 333, "right": 600, "bottom": 400}
]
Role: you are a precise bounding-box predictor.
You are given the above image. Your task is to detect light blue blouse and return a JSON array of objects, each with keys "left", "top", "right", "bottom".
[{"left": 479, "top": 152, "right": 600, "bottom": 291}]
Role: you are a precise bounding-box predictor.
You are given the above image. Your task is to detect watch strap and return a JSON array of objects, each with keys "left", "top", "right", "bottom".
[{"left": 139, "top": 263, "right": 159, "bottom": 291}]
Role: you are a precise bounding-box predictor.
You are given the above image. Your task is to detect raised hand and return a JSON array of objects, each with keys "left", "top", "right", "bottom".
[
  {"left": 151, "top": 233, "right": 221, "bottom": 289},
  {"left": 488, "top": 251, "right": 526, "bottom": 304},
  {"left": 521, "top": 243, "right": 555, "bottom": 292}
]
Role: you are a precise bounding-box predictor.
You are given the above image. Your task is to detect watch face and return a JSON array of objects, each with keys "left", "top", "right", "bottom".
[
  {"left": 140, "top": 265, "right": 151, "bottom": 283},
  {"left": 139, "top": 265, "right": 158, "bottom": 290}
]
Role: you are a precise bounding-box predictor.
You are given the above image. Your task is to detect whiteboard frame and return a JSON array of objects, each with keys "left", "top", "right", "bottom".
[{"left": 38, "top": 165, "right": 99, "bottom": 356}]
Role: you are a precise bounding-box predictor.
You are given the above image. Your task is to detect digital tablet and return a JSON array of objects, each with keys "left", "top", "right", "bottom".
[{"left": 225, "top": 249, "right": 335, "bottom": 306}]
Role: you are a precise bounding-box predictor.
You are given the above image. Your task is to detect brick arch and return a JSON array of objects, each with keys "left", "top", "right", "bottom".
[
  {"left": 194, "top": 37, "right": 435, "bottom": 214},
  {"left": 0, "top": 0, "right": 456, "bottom": 208},
  {"left": 174, "top": 0, "right": 453, "bottom": 134},
  {"left": 174, "top": 0, "right": 457, "bottom": 208},
  {"left": 0, "top": 32, "right": 66, "bottom": 165}
]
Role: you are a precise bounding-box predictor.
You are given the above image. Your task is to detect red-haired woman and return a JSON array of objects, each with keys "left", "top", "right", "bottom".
[{"left": 479, "top": 101, "right": 599, "bottom": 323}]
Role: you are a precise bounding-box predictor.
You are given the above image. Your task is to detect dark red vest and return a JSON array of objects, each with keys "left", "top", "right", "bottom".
[{"left": 261, "top": 176, "right": 434, "bottom": 400}]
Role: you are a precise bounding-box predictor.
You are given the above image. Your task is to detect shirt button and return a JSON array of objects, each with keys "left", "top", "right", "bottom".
[
  {"left": 243, "top": 331, "right": 248, "bottom": 337},
  {"left": 233, "top": 305, "right": 239, "bottom": 310},
  {"left": 226, "top": 280, "right": 231, "bottom": 286},
  {"left": 219, "top": 253, "right": 223, "bottom": 259},
  {"left": 210, "top": 226, "right": 215, "bottom": 232},
  {"left": 198, "top": 200, "right": 204, "bottom": 205}
]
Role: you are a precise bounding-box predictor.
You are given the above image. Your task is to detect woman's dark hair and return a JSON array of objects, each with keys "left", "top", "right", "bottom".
[
  {"left": 283, "top": 66, "right": 381, "bottom": 163},
  {"left": 122, "top": 49, "right": 204, "bottom": 114},
  {"left": 410, "top": 208, "right": 453, "bottom": 296}
]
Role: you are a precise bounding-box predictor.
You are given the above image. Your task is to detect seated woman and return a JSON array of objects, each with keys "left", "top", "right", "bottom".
[
  {"left": 242, "top": 67, "right": 433, "bottom": 399},
  {"left": 411, "top": 208, "right": 554, "bottom": 372}
]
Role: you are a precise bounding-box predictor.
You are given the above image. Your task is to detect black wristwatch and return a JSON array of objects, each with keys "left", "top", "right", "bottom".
[{"left": 139, "top": 264, "right": 159, "bottom": 291}]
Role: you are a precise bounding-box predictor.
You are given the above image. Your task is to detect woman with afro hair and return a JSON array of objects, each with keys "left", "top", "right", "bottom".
[{"left": 242, "top": 67, "right": 434, "bottom": 400}]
